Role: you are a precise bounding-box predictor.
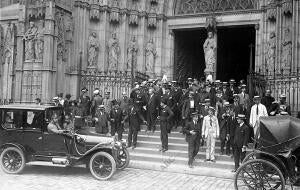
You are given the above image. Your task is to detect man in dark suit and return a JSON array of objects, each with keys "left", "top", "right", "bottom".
[
  {"left": 261, "top": 89, "right": 275, "bottom": 115},
  {"left": 123, "top": 99, "right": 146, "bottom": 149},
  {"left": 219, "top": 103, "right": 231, "bottom": 155},
  {"left": 163, "top": 85, "right": 176, "bottom": 133},
  {"left": 232, "top": 94, "right": 244, "bottom": 116},
  {"left": 146, "top": 87, "right": 160, "bottom": 132},
  {"left": 110, "top": 100, "right": 123, "bottom": 140},
  {"left": 183, "top": 112, "right": 202, "bottom": 168},
  {"left": 182, "top": 91, "right": 198, "bottom": 126},
  {"left": 159, "top": 98, "right": 174, "bottom": 152},
  {"left": 232, "top": 114, "right": 249, "bottom": 172}
]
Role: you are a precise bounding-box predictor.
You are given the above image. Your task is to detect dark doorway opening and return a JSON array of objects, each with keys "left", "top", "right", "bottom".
[
  {"left": 174, "top": 29, "right": 207, "bottom": 84},
  {"left": 217, "top": 26, "right": 256, "bottom": 82},
  {"left": 173, "top": 25, "right": 256, "bottom": 84}
]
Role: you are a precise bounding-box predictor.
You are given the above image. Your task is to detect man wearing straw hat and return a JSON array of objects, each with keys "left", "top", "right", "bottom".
[
  {"left": 202, "top": 106, "right": 219, "bottom": 162},
  {"left": 249, "top": 95, "right": 268, "bottom": 136}
]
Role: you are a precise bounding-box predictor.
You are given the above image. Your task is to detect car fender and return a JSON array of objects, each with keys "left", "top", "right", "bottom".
[
  {"left": 0, "top": 142, "right": 26, "bottom": 155},
  {"left": 77, "top": 147, "right": 114, "bottom": 163},
  {"left": 256, "top": 150, "right": 289, "bottom": 178}
]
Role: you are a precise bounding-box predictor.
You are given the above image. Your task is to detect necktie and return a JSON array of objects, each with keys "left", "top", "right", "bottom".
[
  {"left": 256, "top": 105, "right": 259, "bottom": 115},
  {"left": 210, "top": 117, "right": 212, "bottom": 126}
]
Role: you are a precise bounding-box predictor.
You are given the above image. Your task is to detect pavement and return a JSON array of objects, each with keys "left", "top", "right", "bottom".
[{"left": 0, "top": 164, "right": 235, "bottom": 190}]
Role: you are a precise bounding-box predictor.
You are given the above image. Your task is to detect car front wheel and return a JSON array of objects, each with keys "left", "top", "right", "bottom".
[
  {"left": 117, "top": 148, "right": 130, "bottom": 170},
  {"left": 0, "top": 147, "right": 26, "bottom": 174},
  {"left": 89, "top": 151, "right": 116, "bottom": 180}
]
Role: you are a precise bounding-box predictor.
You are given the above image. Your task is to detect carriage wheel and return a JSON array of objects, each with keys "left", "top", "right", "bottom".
[
  {"left": 242, "top": 152, "right": 257, "bottom": 164},
  {"left": 234, "top": 159, "right": 285, "bottom": 190}
]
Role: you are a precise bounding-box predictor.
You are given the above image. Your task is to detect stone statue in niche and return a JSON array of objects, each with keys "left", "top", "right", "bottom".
[
  {"left": 265, "top": 32, "right": 276, "bottom": 73},
  {"left": 145, "top": 38, "right": 157, "bottom": 72},
  {"left": 127, "top": 36, "right": 138, "bottom": 70},
  {"left": 35, "top": 37, "right": 44, "bottom": 60},
  {"left": 282, "top": 28, "right": 292, "bottom": 68},
  {"left": 107, "top": 33, "right": 120, "bottom": 71},
  {"left": 88, "top": 32, "right": 99, "bottom": 67},
  {"left": 203, "top": 31, "right": 216, "bottom": 74},
  {"left": 24, "top": 22, "right": 38, "bottom": 60}
]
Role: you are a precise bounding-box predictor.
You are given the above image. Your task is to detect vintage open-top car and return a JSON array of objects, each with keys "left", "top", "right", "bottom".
[
  {"left": 0, "top": 104, "right": 129, "bottom": 180},
  {"left": 234, "top": 116, "right": 300, "bottom": 190}
]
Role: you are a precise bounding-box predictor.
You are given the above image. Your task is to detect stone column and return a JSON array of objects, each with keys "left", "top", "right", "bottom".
[
  {"left": 14, "top": 3, "right": 26, "bottom": 103},
  {"left": 42, "top": 1, "right": 55, "bottom": 102}
]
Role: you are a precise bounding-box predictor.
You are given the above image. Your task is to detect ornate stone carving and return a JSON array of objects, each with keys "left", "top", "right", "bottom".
[
  {"left": 0, "top": 25, "right": 3, "bottom": 64},
  {"left": 205, "top": 16, "right": 217, "bottom": 33},
  {"left": 175, "top": 0, "right": 258, "bottom": 15},
  {"left": 203, "top": 31, "right": 216, "bottom": 75},
  {"left": 65, "top": 16, "right": 74, "bottom": 41},
  {"left": 265, "top": 32, "right": 276, "bottom": 74},
  {"left": 88, "top": 32, "right": 99, "bottom": 67},
  {"left": 107, "top": 33, "right": 120, "bottom": 71},
  {"left": 90, "top": 0, "right": 102, "bottom": 21},
  {"left": 129, "top": 3, "right": 139, "bottom": 26},
  {"left": 23, "top": 22, "right": 38, "bottom": 60},
  {"left": 148, "top": 5, "right": 157, "bottom": 28},
  {"left": 145, "top": 39, "right": 157, "bottom": 72},
  {"left": 127, "top": 36, "right": 138, "bottom": 70},
  {"left": 283, "top": 0, "right": 292, "bottom": 15},
  {"left": 110, "top": 0, "right": 120, "bottom": 23},
  {"left": 282, "top": 28, "right": 292, "bottom": 68},
  {"left": 56, "top": 12, "right": 66, "bottom": 61},
  {"left": 267, "top": 0, "right": 276, "bottom": 21}
]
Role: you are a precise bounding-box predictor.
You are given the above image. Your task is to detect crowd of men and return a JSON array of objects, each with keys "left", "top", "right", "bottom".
[{"left": 43, "top": 77, "right": 294, "bottom": 171}]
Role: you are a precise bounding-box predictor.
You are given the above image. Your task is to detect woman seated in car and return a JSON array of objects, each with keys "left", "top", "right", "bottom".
[{"left": 47, "top": 113, "right": 64, "bottom": 134}]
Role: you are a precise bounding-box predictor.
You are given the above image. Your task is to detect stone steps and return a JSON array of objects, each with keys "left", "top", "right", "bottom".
[{"left": 123, "top": 125, "right": 236, "bottom": 179}]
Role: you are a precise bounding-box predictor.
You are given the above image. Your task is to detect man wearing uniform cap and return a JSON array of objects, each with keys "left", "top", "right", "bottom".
[
  {"left": 202, "top": 106, "right": 219, "bottom": 162},
  {"left": 278, "top": 94, "right": 291, "bottom": 115},
  {"left": 232, "top": 114, "right": 249, "bottom": 172},
  {"left": 249, "top": 95, "right": 268, "bottom": 136},
  {"left": 103, "top": 92, "right": 113, "bottom": 114},
  {"left": 183, "top": 112, "right": 202, "bottom": 168}
]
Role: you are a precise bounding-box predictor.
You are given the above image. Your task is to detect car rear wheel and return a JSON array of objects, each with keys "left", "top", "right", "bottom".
[
  {"left": 89, "top": 152, "right": 116, "bottom": 180},
  {"left": 116, "top": 148, "right": 130, "bottom": 170},
  {"left": 0, "top": 147, "right": 26, "bottom": 174}
]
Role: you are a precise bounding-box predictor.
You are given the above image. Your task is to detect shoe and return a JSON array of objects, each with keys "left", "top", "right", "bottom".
[
  {"left": 211, "top": 160, "right": 216, "bottom": 163},
  {"left": 159, "top": 148, "right": 163, "bottom": 152},
  {"left": 232, "top": 169, "right": 237, "bottom": 173},
  {"left": 188, "top": 164, "right": 193, "bottom": 168},
  {"left": 204, "top": 159, "right": 210, "bottom": 162},
  {"left": 162, "top": 148, "right": 168, "bottom": 152},
  {"left": 132, "top": 145, "right": 136, "bottom": 150}
]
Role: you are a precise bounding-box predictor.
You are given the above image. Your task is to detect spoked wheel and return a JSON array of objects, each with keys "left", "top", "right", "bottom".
[
  {"left": 234, "top": 159, "right": 285, "bottom": 190},
  {"left": 242, "top": 152, "right": 257, "bottom": 164},
  {"left": 89, "top": 152, "right": 116, "bottom": 180},
  {"left": 0, "top": 147, "right": 26, "bottom": 174},
  {"left": 116, "top": 148, "right": 130, "bottom": 170}
]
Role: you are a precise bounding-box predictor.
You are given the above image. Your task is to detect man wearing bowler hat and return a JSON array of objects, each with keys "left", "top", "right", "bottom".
[
  {"left": 183, "top": 112, "right": 202, "bottom": 168},
  {"left": 232, "top": 114, "right": 249, "bottom": 172}
]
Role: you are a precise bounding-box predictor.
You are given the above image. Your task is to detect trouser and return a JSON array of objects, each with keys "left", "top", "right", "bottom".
[
  {"left": 160, "top": 121, "right": 168, "bottom": 149},
  {"left": 206, "top": 134, "right": 215, "bottom": 160},
  {"left": 233, "top": 144, "right": 246, "bottom": 170},
  {"left": 147, "top": 114, "right": 156, "bottom": 131},
  {"left": 188, "top": 135, "right": 201, "bottom": 165},
  {"left": 128, "top": 125, "right": 138, "bottom": 146},
  {"left": 229, "top": 137, "right": 234, "bottom": 155},
  {"left": 220, "top": 139, "right": 226, "bottom": 154},
  {"left": 111, "top": 123, "right": 123, "bottom": 140}
]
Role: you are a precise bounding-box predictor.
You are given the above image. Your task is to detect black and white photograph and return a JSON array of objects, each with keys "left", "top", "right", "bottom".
[{"left": 0, "top": 0, "right": 300, "bottom": 189}]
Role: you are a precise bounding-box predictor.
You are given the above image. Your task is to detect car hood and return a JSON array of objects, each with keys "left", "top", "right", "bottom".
[{"left": 76, "top": 127, "right": 114, "bottom": 145}]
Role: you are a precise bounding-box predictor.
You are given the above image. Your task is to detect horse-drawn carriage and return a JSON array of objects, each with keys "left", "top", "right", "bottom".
[{"left": 234, "top": 116, "right": 300, "bottom": 189}]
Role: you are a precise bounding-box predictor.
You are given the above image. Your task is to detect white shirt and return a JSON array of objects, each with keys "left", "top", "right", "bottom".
[
  {"left": 190, "top": 100, "right": 194, "bottom": 108},
  {"left": 249, "top": 103, "right": 268, "bottom": 127}
]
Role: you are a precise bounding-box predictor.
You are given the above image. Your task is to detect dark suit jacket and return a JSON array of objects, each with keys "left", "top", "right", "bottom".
[
  {"left": 233, "top": 123, "right": 249, "bottom": 147},
  {"left": 123, "top": 105, "right": 145, "bottom": 131},
  {"left": 183, "top": 121, "right": 202, "bottom": 142},
  {"left": 182, "top": 98, "right": 198, "bottom": 119},
  {"left": 110, "top": 108, "right": 123, "bottom": 128},
  {"left": 147, "top": 94, "right": 160, "bottom": 117}
]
